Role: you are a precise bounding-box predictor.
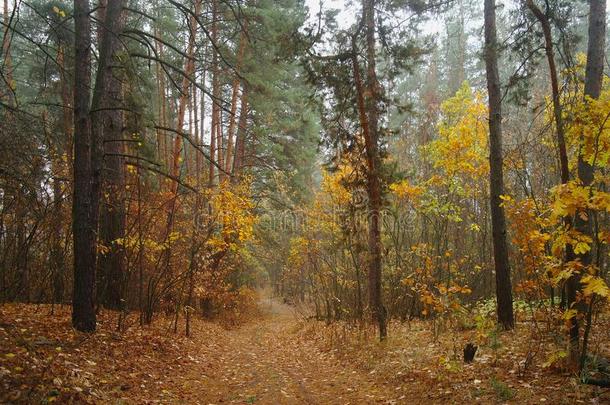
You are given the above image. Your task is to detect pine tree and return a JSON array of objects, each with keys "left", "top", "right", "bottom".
[{"left": 484, "top": 0, "right": 514, "bottom": 330}]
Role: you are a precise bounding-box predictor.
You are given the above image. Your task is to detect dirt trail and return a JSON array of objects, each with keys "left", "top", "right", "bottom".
[
  {"left": 182, "top": 297, "right": 397, "bottom": 404},
  {"left": 2, "top": 302, "right": 605, "bottom": 404}
]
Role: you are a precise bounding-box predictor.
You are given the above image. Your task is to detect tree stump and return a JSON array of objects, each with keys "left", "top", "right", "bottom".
[{"left": 464, "top": 343, "right": 477, "bottom": 363}]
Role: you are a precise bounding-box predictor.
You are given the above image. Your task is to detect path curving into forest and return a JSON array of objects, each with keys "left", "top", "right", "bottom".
[
  {"left": 181, "top": 297, "right": 402, "bottom": 404},
  {"left": 3, "top": 299, "right": 603, "bottom": 404}
]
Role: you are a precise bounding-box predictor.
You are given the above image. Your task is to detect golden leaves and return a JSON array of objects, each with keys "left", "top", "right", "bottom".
[
  {"left": 208, "top": 179, "right": 257, "bottom": 252},
  {"left": 428, "top": 82, "right": 489, "bottom": 182},
  {"left": 581, "top": 275, "right": 610, "bottom": 298},
  {"left": 390, "top": 180, "right": 424, "bottom": 202}
]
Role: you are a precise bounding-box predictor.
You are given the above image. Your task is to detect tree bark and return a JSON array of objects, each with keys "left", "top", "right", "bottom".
[
  {"left": 41, "top": 110, "right": 65, "bottom": 305},
  {"left": 354, "top": 0, "right": 387, "bottom": 340},
  {"left": 231, "top": 85, "right": 248, "bottom": 177},
  {"left": 168, "top": 0, "right": 200, "bottom": 191},
  {"left": 96, "top": 0, "right": 127, "bottom": 311},
  {"left": 569, "top": 0, "right": 606, "bottom": 366},
  {"left": 50, "top": 44, "right": 72, "bottom": 305},
  {"left": 525, "top": 0, "right": 569, "bottom": 185},
  {"left": 1, "top": 0, "right": 14, "bottom": 105},
  {"left": 155, "top": 22, "right": 168, "bottom": 166},
  {"left": 209, "top": 0, "right": 219, "bottom": 186},
  {"left": 225, "top": 28, "right": 247, "bottom": 174},
  {"left": 72, "top": 0, "right": 96, "bottom": 332},
  {"left": 484, "top": 0, "right": 514, "bottom": 330},
  {"left": 525, "top": 0, "right": 576, "bottom": 313}
]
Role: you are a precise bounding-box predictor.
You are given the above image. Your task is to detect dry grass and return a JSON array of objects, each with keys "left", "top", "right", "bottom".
[
  {"left": 0, "top": 303, "right": 608, "bottom": 404},
  {"left": 296, "top": 314, "right": 610, "bottom": 404}
]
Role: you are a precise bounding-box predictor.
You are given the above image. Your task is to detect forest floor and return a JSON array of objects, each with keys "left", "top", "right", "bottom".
[{"left": 0, "top": 297, "right": 608, "bottom": 404}]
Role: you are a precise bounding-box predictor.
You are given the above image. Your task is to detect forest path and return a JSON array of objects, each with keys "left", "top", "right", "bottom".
[{"left": 181, "top": 296, "right": 400, "bottom": 404}]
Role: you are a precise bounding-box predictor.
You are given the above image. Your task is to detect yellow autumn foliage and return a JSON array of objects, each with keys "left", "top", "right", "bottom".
[{"left": 426, "top": 82, "right": 489, "bottom": 181}]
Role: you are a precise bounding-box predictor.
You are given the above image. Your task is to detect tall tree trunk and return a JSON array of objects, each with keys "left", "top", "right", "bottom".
[
  {"left": 209, "top": 0, "right": 219, "bottom": 186},
  {"left": 152, "top": 0, "right": 201, "bottom": 317},
  {"left": 193, "top": 82, "right": 200, "bottom": 180},
  {"left": 169, "top": 0, "right": 200, "bottom": 193},
  {"left": 97, "top": 0, "right": 127, "bottom": 311},
  {"left": 154, "top": 21, "right": 168, "bottom": 167},
  {"left": 484, "top": 0, "right": 514, "bottom": 330},
  {"left": 72, "top": 0, "right": 125, "bottom": 329},
  {"left": 525, "top": 0, "right": 570, "bottom": 185},
  {"left": 216, "top": 93, "right": 225, "bottom": 183},
  {"left": 42, "top": 109, "right": 65, "bottom": 305},
  {"left": 569, "top": 0, "right": 606, "bottom": 366},
  {"left": 72, "top": 0, "right": 96, "bottom": 332},
  {"left": 353, "top": 0, "right": 387, "bottom": 340},
  {"left": 231, "top": 85, "right": 248, "bottom": 177},
  {"left": 525, "top": 0, "right": 575, "bottom": 310},
  {"left": 225, "top": 28, "right": 247, "bottom": 174},
  {"left": 1, "top": 0, "right": 14, "bottom": 105},
  {"left": 51, "top": 171, "right": 65, "bottom": 303},
  {"left": 50, "top": 44, "right": 72, "bottom": 305},
  {"left": 200, "top": 45, "right": 207, "bottom": 147}
]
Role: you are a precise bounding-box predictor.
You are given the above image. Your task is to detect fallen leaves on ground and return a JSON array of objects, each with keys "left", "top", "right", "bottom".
[
  {"left": 1, "top": 301, "right": 608, "bottom": 404},
  {"left": 296, "top": 314, "right": 610, "bottom": 404}
]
